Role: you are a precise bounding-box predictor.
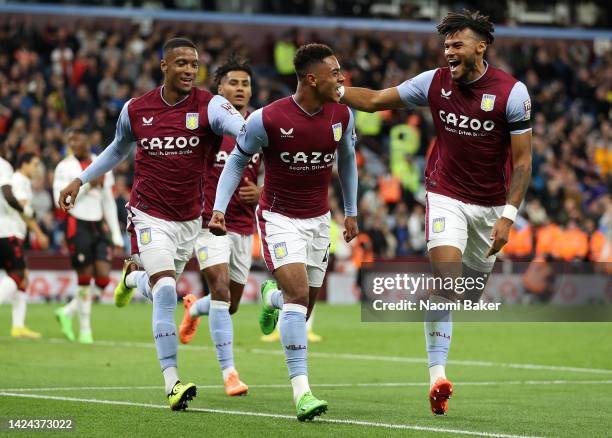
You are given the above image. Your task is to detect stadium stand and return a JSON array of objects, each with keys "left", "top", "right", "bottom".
[{"left": 0, "top": 11, "right": 609, "bottom": 271}]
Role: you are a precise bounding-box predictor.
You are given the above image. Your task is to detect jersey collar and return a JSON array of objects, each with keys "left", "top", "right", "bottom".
[
  {"left": 290, "top": 95, "right": 323, "bottom": 117},
  {"left": 159, "top": 86, "right": 191, "bottom": 107},
  {"left": 464, "top": 61, "right": 489, "bottom": 85}
]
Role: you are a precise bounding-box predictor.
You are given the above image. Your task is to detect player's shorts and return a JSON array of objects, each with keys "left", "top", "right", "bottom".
[
  {"left": 194, "top": 229, "right": 253, "bottom": 285},
  {"left": 256, "top": 207, "right": 331, "bottom": 288},
  {"left": 127, "top": 207, "right": 201, "bottom": 277},
  {"left": 65, "top": 216, "right": 112, "bottom": 269},
  {"left": 426, "top": 191, "right": 503, "bottom": 273},
  {"left": 0, "top": 236, "right": 26, "bottom": 271}
]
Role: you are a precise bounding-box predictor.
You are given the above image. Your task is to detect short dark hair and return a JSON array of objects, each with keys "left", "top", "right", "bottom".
[
  {"left": 16, "top": 152, "right": 37, "bottom": 169},
  {"left": 293, "top": 43, "right": 335, "bottom": 78},
  {"left": 214, "top": 54, "right": 252, "bottom": 89},
  {"left": 436, "top": 9, "right": 495, "bottom": 45},
  {"left": 162, "top": 37, "right": 197, "bottom": 58}
]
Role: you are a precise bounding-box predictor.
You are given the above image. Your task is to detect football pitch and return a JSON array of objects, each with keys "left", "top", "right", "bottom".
[{"left": 1, "top": 303, "right": 610, "bottom": 437}]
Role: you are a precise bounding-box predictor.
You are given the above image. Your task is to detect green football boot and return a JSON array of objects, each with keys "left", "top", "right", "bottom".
[
  {"left": 114, "top": 258, "right": 138, "bottom": 308},
  {"left": 54, "top": 307, "right": 75, "bottom": 342},
  {"left": 78, "top": 331, "right": 93, "bottom": 344},
  {"left": 167, "top": 381, "right": 197, "bottom": 411},
  {"left": 296, "top": 391, "right": 328, "bottom": 421},
  {"left": 259, "top": 280, "right": 280, "bottom": 335}
]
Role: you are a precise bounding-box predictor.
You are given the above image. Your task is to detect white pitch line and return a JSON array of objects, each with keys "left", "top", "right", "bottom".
[
  {"left": 0, "top": 391, "right": 543, "bottom": 438},
  {"left": 2, "top": 379, "right": 611, "bottom": 392},
  {"left": 27, "top": 337, "right": 612, "bottom": 375}
]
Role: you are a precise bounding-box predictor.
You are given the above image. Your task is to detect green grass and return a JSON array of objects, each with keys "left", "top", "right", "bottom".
[{"left": 0, "top": 303, "right": 611, "bottom": 437}]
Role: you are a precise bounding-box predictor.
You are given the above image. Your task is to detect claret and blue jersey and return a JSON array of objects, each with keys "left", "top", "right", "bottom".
[
  {"left": 79, "top": 86, "right": 246, "bottom": 222},
  {"left": 396, "top": 62, "right": 532, "bottom": 206}
]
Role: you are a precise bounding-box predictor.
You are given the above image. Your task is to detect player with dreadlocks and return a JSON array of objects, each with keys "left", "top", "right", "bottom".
[{"left": 340, "top": 10, "right": 532, "bottom": 415}]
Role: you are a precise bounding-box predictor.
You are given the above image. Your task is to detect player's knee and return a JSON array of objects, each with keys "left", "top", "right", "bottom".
[
  {"left": 210, "top": 281, "right": 230, "bottom": 302},
  {"left": 150, "top": 271, "right": 176, "bottom": 288},
  {"left": 283, "top": 284, "right": 309, "bottom": 307}
]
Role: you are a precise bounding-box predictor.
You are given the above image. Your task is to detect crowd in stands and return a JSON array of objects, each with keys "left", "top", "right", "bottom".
[{"left": 0, "top": 18, "right": 610, "bottom": 271}]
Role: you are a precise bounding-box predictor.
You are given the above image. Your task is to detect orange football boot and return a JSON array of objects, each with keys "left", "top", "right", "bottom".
[
  {"left": 429, "top": 378, "right": 453, "bottom": 415},
  {"left": 179, "top": 294, "right": 201, "bottom": 344},
  {"left": 224, "top": 370, "right": 248, "bottom": 396}
]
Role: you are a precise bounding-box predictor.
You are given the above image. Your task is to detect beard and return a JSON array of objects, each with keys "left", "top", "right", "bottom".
[{"left": 460, "top": 55, "right": 478, "bottom": 82}]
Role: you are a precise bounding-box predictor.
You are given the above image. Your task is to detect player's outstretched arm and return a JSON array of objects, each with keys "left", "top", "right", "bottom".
[
  {"left": 59, "top": 101, "right": 134, "bottom": 211},
  {"left": 341, "top": 69, "right": 436, "bottom": 113},
  {"left": 341, "top": 86, "right": 405, "bottom": 113},
  {"left": 337, "top": 109, "right": 359, "bottom": 243},
  {"left": 211, "top": 108, "right": 267, "bottom": 235},
  {"left": 208, "top": 95, "right": 247, "bottom": 138}
]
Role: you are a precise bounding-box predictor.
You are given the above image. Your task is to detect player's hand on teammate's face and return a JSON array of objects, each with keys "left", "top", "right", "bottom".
[
  {"left": 343, "top": 216, "right": 359, "bottom": 243},
  {"left": 59, "top": 178, "right": 83, "bottom": 211},
  {"left": 238, "top": 178, "right": 260, "bottom": 205},
  {"left": 113, "top": 245, "right": 124, "bottom": 256},
  {"left": 208, "top": 211, "right": 227, "bottom": 236},
  {"left": 486, "top": 217, "right": 513, "bottom": 257}
]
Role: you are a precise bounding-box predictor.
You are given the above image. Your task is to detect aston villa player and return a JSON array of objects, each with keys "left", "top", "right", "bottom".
[
  {"left": 340, "top": 10, "right": 532, "bottom": 415},
  {"left": 209, "top": 44, "right": 359, "bottom": 421},
  {"left": 59, "top": 38, "right": 246, "bottom": 411}
]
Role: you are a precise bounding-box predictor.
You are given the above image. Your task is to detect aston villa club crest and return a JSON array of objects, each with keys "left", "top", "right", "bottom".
[
  {"left": 140, "top": 228, "right": 152, "bottom": 245},
  {"left": 432, "top": 218, "right": 445, "bottom": 233},
  {"left": 273, "top": 242, "right": 288, "bottom": 259},
  {"left": 197, "top": 247, "right": 208, "bottom": 263},
  {"left": 480, "top": 94, "right": 496, "bottom": 112},
  {"left": 332, "top": 123, "right": 343, "bottom": 142},
  {"left": 186, "top": 112, "right": 199, "bottom": 130}
]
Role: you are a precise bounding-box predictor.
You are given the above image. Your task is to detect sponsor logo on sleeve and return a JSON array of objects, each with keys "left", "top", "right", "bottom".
[
  {"left": 523, "top": 100, "right": 532, "bottom": 120},
  {"left": 273, "top": 242, "right": 288, "bottom": 259},
  {"left": 480, "top": 94, "right": 496, "bottom": 112},
  {"left": 332, "top": 122, "right": 343, "bottom": 142},
  {"left": 185, "top": 113, "right": 199, "bottom": 130},
  {"left": 221, "top": 102, "right": 238, "bottom": 115},
  {"left": 432, "top": 217, "right": 445, "bottom": 233}
]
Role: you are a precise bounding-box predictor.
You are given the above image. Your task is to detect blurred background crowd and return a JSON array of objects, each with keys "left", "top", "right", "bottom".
[{"left": 0, "top": 14, "right": 610, "bottom": 273}]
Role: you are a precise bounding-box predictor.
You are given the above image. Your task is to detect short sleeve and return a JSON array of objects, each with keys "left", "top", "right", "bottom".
[
  {"left": 506, "top": 81, "right": 532, "bottom": 135},
  {"left": 396, "top": 69, "right": 437, "bottom": 108}
]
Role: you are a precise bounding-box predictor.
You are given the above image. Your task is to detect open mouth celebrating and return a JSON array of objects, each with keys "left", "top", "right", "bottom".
[{"left": 448, "top": 59, "right": 461, "bottom": 73}]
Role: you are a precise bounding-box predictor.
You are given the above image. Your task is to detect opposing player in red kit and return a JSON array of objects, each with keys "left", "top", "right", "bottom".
[
  {"left": 209, "top": 44, "right": 359, "bottom": 421},
  {"left": 340, "top": 10, "right": 532, "bottom": 415},
  {"left": 179, "top": 56, "right": 260, "bottom": 396},
  {"left": 59, "top": 38, "right": 246, "bottom": 410}
]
